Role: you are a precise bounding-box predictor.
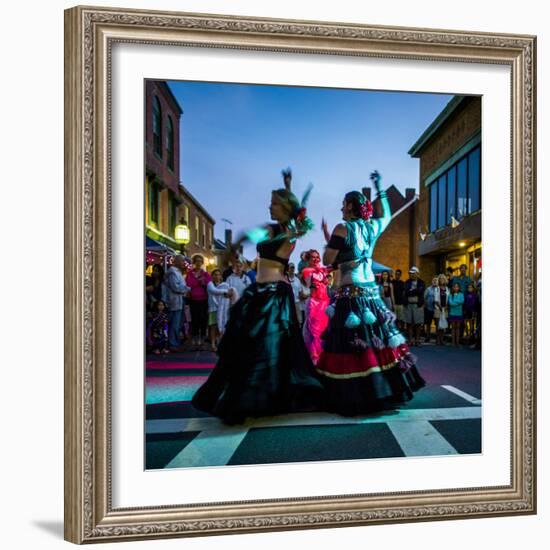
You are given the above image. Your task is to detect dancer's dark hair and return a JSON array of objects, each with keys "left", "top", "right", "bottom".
[{"left": 344, "top": 190, "right": 373, "bottom": 221}]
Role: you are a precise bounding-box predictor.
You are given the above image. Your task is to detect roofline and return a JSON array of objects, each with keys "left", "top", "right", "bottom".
[
  {"left": 160, "top": 81, "right": 183, "bottom": 116},
  {"left": 408, "top": 96, "right": 468, "bottom": 158},
  {"left": 212, "top": 238, "right": 228, "bottom": 251},
  {"left": 178, "top": 183, "right": 216, "bottom": 225},
  {"left": 369, "top": 183, "right": 415, "bottom": 202},
  {"left": 390, "top": 196, "right": 418, "bottom": 220},
  {"left": 369, "top": 183, "right": 417, "bottom": 213}
]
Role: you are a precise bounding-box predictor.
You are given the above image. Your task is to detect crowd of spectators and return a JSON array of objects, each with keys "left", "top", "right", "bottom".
[{"left": 146, "top": 252, "right": 481, "bottom": 354}]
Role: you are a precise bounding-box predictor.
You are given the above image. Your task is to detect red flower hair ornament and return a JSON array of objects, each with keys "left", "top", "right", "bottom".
[
  {"left": 360, "top": 200, "right": 374, "bottom": 221},
  {"left": 296, "top": 207, "right": 307, "bottom": 223}
]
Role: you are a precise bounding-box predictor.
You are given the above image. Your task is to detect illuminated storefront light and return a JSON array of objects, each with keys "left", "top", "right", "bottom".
[{"left": 174, "top": 222, "right": 190, "bottom": 244}]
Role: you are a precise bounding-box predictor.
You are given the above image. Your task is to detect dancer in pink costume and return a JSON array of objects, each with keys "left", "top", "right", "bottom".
[{"left": 301, "top": 249, "right": 331, "bottom": 364}]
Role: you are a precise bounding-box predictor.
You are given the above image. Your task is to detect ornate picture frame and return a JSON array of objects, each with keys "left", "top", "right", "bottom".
[{"left": 64, "top": 5, "right": 536, "bottom": 544}]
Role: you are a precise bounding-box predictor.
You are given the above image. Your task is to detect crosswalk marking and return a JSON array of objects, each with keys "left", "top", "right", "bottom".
[
  {"left": 165, "top": 427, "right": 249, "bottom": 468},
  {"left": 146, "top": 405, "right": 481, "bottom": 435},
  {"left": 388, "top": 420, "right": 458, "bottom": 456},
  {"left": 147, "top": 385, "right": 482, "bottom": 468},
  {"left": 441, "top": 385, "right": 482, "bottom": 405}
]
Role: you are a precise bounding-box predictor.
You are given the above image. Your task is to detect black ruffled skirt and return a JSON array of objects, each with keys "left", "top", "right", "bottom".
[
  {"left": 192, "top": 281, "right": 326, "bottom": 423},
  {"left": 317, "top": 283, "right": 425, "bottom": 416}
]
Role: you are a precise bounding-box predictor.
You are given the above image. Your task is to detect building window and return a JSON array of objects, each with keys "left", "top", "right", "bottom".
[
  {"left": 148, "top": 181, "right": 159, "bottom": 226},
  {"left": 468, "top": 147, "right": 481, "bottom": 214},
  {"left": 429, "top": 183, "right": 438, "bottom": 232},
  {"left": 182, "top": 204, "right": 189, "bottom": 225},
  {"left": 437, "top": 175, "right": 447, "bottom": 231},
  {"left": 202, "top": 222, "right": 206, "bottom": 248},
  {"left": 152, "top": 96, "right": 162, "bottom": 157},
  {"left": 447, "top": 165, "right": 457, "bottom": 224},
  {"left": 167, "top": 116, "right": 175, "bottom": 170},
  {"left": 168, "top": 192, "right": 177, "bottom": 237},
  {"left": 428, "top": 145, "right": 481, "bottom": 232},
  {"left": 457, "top": 156, "right": 468, "bottom": 220},
  {"left": 195, "top": 215, "right": 200, "bottom": 244}
]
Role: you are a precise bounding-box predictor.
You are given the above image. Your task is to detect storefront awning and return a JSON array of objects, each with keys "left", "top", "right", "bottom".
[
  {"left": 418, "top": 212, "right": 481, "bottom": 257},
  {"left": 372, "top": 260, "right": 393, "bottom": 274},
  {"left": 146, "top": 236, "right": 176, "bottom": 254}
]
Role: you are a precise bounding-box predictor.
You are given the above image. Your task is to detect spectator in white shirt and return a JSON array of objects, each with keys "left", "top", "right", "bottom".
[
  {"left": 286, "top": 262, "right": 307, "bottom": 325},
  {"left": 206, "top": 269, "right": 234, "bottom": 352},
  {"left": 225, "top": 258, "right": 252, "bottom": 302}
]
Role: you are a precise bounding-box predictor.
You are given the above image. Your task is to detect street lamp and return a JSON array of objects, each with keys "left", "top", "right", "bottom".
[{"left": 175, "top": 219, "right": 190, "bottom": 253}]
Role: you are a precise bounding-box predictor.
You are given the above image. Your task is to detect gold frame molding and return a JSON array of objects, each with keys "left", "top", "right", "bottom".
[{"left": 64, "top": 5, "right": 537, "bottom": 544}]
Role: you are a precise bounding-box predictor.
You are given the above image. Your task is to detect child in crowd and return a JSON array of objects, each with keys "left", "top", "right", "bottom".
[
  {"left": 448, "top": 282, "right": 465, "bottom": 347},
  {"left": 434, "top": 274, "right": 450, "bottom": 345},
  {"left": 147, "top": 300, "right": 169, "bottom": 355},
  {"left": 226, "top": 258, "right": 252, "bottom": 302},
  {"left": 207, "top": 269, "right": 233, "bottom": 352}
]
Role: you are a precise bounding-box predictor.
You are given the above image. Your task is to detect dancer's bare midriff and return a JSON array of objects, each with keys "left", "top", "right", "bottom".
[
  {"left": 256, "top": 257, "right": 288, "bottom": 283},
  {"left": 255, "top": 228, "right": 295, "bottom": 283}
]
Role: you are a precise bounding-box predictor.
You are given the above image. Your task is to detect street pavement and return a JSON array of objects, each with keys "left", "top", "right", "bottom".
[{"left": 145, "top": 344, "right": 481, "bottom": 469}]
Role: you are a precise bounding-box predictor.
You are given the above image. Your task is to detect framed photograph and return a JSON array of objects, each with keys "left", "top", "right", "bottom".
[{"left": 64, "top": 5, "right": 536, "bottom": 544}]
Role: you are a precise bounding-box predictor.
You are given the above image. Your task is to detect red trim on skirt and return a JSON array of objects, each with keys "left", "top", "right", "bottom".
[{"left": 317, "top": 344, "right": 410, "bottom": 376}]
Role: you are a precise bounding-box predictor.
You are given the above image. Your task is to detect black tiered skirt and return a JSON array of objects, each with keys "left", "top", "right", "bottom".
[
  {"left": 192, "top": 281, "right": 326, "bottom": 423},
  {"left": 317, "top": 282, "right": 425, "bottom": 416}
]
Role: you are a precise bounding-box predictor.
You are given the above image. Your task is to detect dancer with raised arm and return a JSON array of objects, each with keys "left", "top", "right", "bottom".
[
  {"left": 301, "top": 249, "right": 331, "bottom": 364},
  {"left": 317, "top": 171, "right": 425, "bottom": 415},
  {"left": 192, "top": 169, "right": 325, "bottom": 424}
]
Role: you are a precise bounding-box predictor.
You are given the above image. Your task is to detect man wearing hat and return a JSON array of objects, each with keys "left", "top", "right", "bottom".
[{"left": 404, "top": 266, "right": 426, "bottom": 346}]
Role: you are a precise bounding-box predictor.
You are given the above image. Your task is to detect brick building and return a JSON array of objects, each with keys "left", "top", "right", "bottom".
[
  {"left": 362, "top": 185, "right": 418, "bottom": 276},
  {"left": 145, "top": 80, "right": 216, "bottom": 267},
  {"left": 212, "top": 228, "right": 245, "bottom": 271},
  {"left": 408, "top": 95, "right": 482, "bottom": 281},
  {"left": 175, "top": 185, "right": 216, "bottom": 264}
]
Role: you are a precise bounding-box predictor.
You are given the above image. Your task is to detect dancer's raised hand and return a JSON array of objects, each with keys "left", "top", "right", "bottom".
[
  {"left": 321, "top": 218, "right": 330, "bottom": 243},
  {"left": 370, "top": 170, "right": 382, "bottom": 192}
]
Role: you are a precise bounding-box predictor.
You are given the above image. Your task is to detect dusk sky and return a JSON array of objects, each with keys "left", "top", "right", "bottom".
[{"left": 167, "top": 80, "right": 453, "bottom": 262}]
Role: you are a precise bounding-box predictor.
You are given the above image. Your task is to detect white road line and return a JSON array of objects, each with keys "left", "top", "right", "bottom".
[
  {"left": 388, "top": 420, "right": 458, "bottom": 456},
  {"left": 165, "top": 427, "right": 249, "bottom": 468},
  {"left": 441, "top": 385, "right": 482, "bottom": 405},
  {"left": 146, "top": 406, "right": 481, "bottom": 435}
]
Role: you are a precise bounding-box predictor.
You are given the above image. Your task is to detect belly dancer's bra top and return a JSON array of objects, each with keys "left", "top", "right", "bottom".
[
  {"left": 256, "top": 223, "right": 289, "bottom": 268},
  {"left": 327, "top": 219, "right": 375, "bottom": 274}
]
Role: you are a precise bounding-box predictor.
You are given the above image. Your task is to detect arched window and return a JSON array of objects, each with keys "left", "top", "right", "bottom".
[
  {"left": 167, "top": 116, "right": 175, "bottom": 170},
  {"left": 152, "top": 96, "right": 162, "bottom": 157}
]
